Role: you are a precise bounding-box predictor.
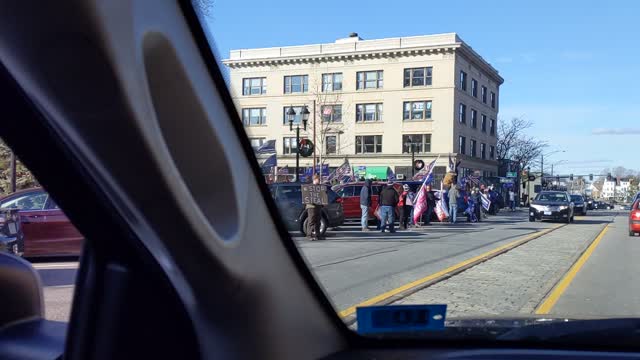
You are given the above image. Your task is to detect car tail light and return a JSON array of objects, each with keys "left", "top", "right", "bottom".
[
  {"left": 335, "top": 197, "right": 343, "bottom": 203},
  {"left": 633, "top": 211, "right": 640, "bottom": 219}
]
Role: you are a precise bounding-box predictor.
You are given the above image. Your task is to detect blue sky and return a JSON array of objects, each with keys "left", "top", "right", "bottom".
[{"left": 204, "top": 0, "right": 640, "bottom": 175}]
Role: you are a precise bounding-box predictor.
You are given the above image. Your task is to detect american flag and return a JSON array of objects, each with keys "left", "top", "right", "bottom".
[
  {"left": 412, "top": 157, "right": 437, "bottom": 181},
  {"left": 412, "top": 156, "right": 439, "bottom": 224},
  {"left": 328, "top": 159, "right": 352, "bottom": 182}
]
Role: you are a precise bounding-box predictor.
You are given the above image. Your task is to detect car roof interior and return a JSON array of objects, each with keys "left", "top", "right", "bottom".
[{"left": 0, "top": 1, "right": 636, "bottom": 359}]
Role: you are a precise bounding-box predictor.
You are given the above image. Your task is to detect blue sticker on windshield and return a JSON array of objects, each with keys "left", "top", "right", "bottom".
[{"left": 356, "top": 304, "right": 446, "bottom": 334}]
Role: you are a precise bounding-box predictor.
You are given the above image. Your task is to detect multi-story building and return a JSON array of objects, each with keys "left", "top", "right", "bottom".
[{"left": 223, "top": 33, "right": 503, "bottom": 180}]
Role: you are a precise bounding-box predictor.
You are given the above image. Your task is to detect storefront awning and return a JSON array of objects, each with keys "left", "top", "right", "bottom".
[{"left": 364, "top": 166, "right": 391, "bottom": 180}]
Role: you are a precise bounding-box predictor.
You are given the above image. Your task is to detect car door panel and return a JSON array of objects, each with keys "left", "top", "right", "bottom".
[{"left": 19, "top": 210, "right": 46, "bottom": 257}]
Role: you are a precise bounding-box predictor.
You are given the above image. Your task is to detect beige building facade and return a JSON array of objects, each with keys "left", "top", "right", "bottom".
[{"left": 223, "top": 33, "right": 503, "bottom": 180}]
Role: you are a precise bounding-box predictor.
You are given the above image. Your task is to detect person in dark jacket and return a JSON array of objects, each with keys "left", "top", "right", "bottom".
[
  {"left": 379, "top": 181, "right": 399, "bottom": 233},
  {"left": 359, "top": 179, "right": 373, "bottom": 231},
  {"left": 424, "top": 185, "right": 437, "bottom": 225},
  {"left": 306, "top": 175, "right": 324, "bottom": 240}
]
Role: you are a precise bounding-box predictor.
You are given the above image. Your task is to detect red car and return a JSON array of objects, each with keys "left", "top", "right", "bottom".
[
  {"left": 630, "top": 200, "right": 640, "bottom": 237},
  {"left": 0, "top": 187, "right": 83, "bottom": 257},
  {"left": 332, "top": 182, "right": 406, "bottom": 220}
]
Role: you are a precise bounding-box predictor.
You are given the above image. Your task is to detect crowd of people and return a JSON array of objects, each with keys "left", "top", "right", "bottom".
[{"left": 358, "top": 179, "right": 517, "bottom": 233}]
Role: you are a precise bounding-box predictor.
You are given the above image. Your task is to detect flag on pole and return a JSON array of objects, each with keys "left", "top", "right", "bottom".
[
  {"left": 328, "top": 159, "right": 352, "bottom": 182},
  {"left": 261, "top": 154, "right": 277, "bottom": 171},
  {"left": 413, "top": 156, "right": 439, "bottom": 224},
  {"left": 448, "top": 154, "right": 455, "bottom": 172},
  {"left": 434, "top": 180, "right": 449, "bottom": 221},
  {"left": 256, "top": 139, "right": 276, "bottom": 154}
]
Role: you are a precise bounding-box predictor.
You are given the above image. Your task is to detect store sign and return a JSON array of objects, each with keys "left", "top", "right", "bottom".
[{"left": 506, "top": 172, "right": 517, "bottom": 178}]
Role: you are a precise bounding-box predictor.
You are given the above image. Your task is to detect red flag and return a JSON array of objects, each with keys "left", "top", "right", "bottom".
[{"left": 412, "top": 156, "right": 439, "bottom": 224}]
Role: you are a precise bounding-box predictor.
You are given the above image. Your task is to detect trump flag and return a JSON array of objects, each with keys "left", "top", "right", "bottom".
[{"left": 412, "top": 156, "right": 439, "bottom": 224}]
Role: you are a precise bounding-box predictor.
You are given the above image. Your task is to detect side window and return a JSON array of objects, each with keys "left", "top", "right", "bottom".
[
  {"left": 45, "top": 197, "right": 60, "bottom": 210},
  {"left": 0, "top": 192, "right": 48, "bottom": 210},
  {"left": 327, "top": 189, "right": 338, "bottom": 204},
  {"left": 341, "top": 186, "right": 354, "bottom": 197},
  {"left": 373, "top": 186, "right": 382, "bottom": 195},
  {"left": 278, "top": 186, "right": 301, "bottom": 201},
  {"left": 352, "top": 186, "right": 363, "bottom": 196}
]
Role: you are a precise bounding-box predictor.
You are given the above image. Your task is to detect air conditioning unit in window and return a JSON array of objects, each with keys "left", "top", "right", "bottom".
[{"left": 396, "top": 174, "right": 406, "bottom": 180}]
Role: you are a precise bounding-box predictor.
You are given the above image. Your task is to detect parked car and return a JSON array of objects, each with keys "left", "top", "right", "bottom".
[
  {"left": 570, "top": 194, "right": 587, "bottom": 216},
  {"left": 630, "top": 200, "right": 640, "bottom": 236},
  {"left": 593, "top": 201, "right": 612, "bottom": 210},
  {"left": 0, "top": 208, "right": 23, "bottom": 256},
  {"left": 529, "top": 191, "right": 574, "bottom": 223},
  {"left": 332, "top": 181, "right": 385, "bottom": 220},
  {"left": 0, "top": 188, "right": 83, "bottom": 257},
  {"left": 585, "top": 197, "right": 595, "bottom": 210},
  {"left": 268, "top": 183, "right": 344, "bottom": 236}
]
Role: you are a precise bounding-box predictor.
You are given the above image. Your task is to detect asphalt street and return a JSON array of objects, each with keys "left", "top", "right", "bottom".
[{"left": 35, "top": 208, "right": 630, "bottom": 323}]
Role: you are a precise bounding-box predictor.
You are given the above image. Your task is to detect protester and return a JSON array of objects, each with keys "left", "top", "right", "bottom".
[
  {"left": 474, "top": 188, "right": 482, "bottom": 222},
  {"left": 375, "top": 183, "right": 386, "bottom": 230},
  {"left": 509, "top": 189, "right": 516, "bottom": 211},
  {"left": 448, "top": 185, "right": 459, "bottom": 224},
  {"left": 306, "top": 174, "right": 323, "bottom": 240},
  {"left": 398, "top": 184, "right": 412, "bottom": 229},
  {"left": 424, "top": 185, "right": 436, "bottom": 225},
  {"left": 379, "top": 181, "right": 399, "bottom": 233},
  {"left": 359, "top": 179, "right": 373, "bottom": 231},
  {"left": 406, "top": 186, "right": 416, "bottom": 226}
]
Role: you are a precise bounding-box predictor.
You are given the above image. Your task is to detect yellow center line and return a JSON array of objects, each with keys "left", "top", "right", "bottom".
[
  {"left": 338, "top": 224, "right": 563, "bottom": 318},
  {"left": 535, "top": 223, "right": 610, "bottom": 315}
]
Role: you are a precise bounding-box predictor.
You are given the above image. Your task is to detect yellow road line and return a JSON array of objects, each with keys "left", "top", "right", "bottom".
[
  {"left": 535, "top": 224, "right": 610, "bottom": 314},
  {"left": 338, "top": 224, "right": 563, "bottom": 318}
]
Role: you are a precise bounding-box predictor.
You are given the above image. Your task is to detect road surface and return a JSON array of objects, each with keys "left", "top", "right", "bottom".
[{"left": 37, "top": 208, "right": 632, "bottom": 323}]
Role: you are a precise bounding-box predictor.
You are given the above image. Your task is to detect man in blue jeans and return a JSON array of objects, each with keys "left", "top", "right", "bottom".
[
  {"left": 448, "top": 185, "right": 459, "bottom": 223},
  {"left": 379, "top": 181, "right": 399, "bottom": 233},
  {"left": 359, "top": 179, "right": 373, "bottom": 231}
]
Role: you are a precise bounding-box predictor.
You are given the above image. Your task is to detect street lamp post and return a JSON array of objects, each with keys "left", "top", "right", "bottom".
[
  {"left": 541, "top": 150, "right": 566, "bottom": 189},
  {"left": 287, "top": 105, "right": 310, "bottom": 182},
  {"left": 405, "top": 139, "right": 417, "bottom": 177}
]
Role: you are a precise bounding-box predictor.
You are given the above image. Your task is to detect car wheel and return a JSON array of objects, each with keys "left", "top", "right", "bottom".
[
  {"left": 302, "top": 216, "right": 327, "bottom": 236},
  {"left": 630, "top": 230, "right": 635, "bottom": 237},
  {"left": 529, "top": 216, "right": 535, "bottom": 222}
]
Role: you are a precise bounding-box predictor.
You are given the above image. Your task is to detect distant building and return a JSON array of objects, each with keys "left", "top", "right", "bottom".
[{"left": 224, "top": 33, "right": 503, "bottom": 180}]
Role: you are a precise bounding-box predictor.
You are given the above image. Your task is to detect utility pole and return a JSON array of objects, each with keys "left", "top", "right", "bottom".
[{"left": 312, "top": 99, "right": 317, "bottom": 178}]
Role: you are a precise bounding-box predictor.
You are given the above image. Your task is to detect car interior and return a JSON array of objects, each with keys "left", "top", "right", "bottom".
[{"left": 2, "top": 1, "right": 640, "bottom": 359}]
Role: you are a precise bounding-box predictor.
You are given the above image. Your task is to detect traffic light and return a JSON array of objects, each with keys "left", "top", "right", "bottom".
[
  {"left": 589, "top": 174, "right": 593, "bottom": 181},
  {"left": 570, "top": 174, "right": 574, "bottom": 181}
]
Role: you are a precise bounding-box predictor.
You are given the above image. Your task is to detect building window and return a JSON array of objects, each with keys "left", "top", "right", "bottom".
[
  {"left": 459, "top": 103, "right": 466, "bottom": 124},
  {"left": 356, "top": 103, "right": 383, "bottom": 122},
  {"left": 356, "top": 70, "right": 383, "bottom": 89},
  {"left": 481, "top": 114, "right": 487, "bottom": 132},
  {"left": 459, "top": 136, "right": 466, "bottom": 155},
  {"left": 403, "top": 101, "right": 432, "bottom": 120},
  {"left": 242, "top": 108, "right": 267, "bottom": 126},
  {"left": 242, "top": 77, "right": 266, "bottom": 95},
  {"left": 402, "top": 134, "right": 431, "bottom": 153},
  {"left": 480, "top": 143, "right": 486, "bottom": 159},
  {"left": 490, "top": 118, "right": 496, "bottom": 136},
  {"left": 326, "top": 135, "right": 337, "bottom": 154},
  {"left": 322, "top": 73, "right": 343, "bottom": 92},
  {"left": 489, "top": 145, "right": 495, "bottom": 159},
  {"left": 249, "top": 138, "right": 266, "bottom": 150},
  {"left": 356, "top": 135, "right": 383, "bottom": 154},
  {"left": 403, "top": 67, "right": 433, "bottom": 87},
  {"left": 282, "top": 106, "right": 306, "bottom": 125},
  {"left": 283, "top": 137, "right": 298, "bottom": 155},
  {"left": 471, "top": 109, "right": 477, "bottom": 129},
  {"left": 481, "top": 86, "right": 487, "bottom": 103},
  {"left": 491, "top": 91, "right": 496, "bottom": 108},
  {"left": 321, "top": 104, "right": 342, "bottom": 122},
  {"left": 471, "top": 79, "right": 478, "bottom": 97},
  {"left": 284, "top": 75, "right": 308, "bottom": 94},
  {"left": 471, "top": 139, "right": 477, "bottom": 157},
  {"left": 459, "top": 71, "right": 467, "bottom": 91}
]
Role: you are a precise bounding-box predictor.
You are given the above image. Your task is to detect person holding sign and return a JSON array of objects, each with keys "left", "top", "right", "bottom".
[{"left": 304, "top": 175, "right": 325, "bottom": 240}]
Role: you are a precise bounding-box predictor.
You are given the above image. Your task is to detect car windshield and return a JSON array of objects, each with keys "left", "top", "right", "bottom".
[
  {"left": 536, "top": 193, "right": 568, "bottom": 202},
  {"left": 143, "top": 0, "right": 640, "bottom": 346}
]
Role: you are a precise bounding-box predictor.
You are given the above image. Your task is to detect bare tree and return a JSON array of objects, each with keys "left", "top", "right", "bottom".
[
  {"left": 308, "top": 79, "right": 353, "bottom": 169},
  {"left": 496, "top": 117, "right": 547, "bottom": 171},
  {"left": 0, "top": 140, "right": 38, "bottom": 194}
]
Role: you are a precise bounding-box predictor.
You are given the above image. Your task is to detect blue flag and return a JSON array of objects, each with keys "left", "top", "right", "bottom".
[
  {"left": 261, "top": 154, "right": 277, "bottom": 170},
  {"left": 256, "top": 139, "right": 276, "bottom": 154}
]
